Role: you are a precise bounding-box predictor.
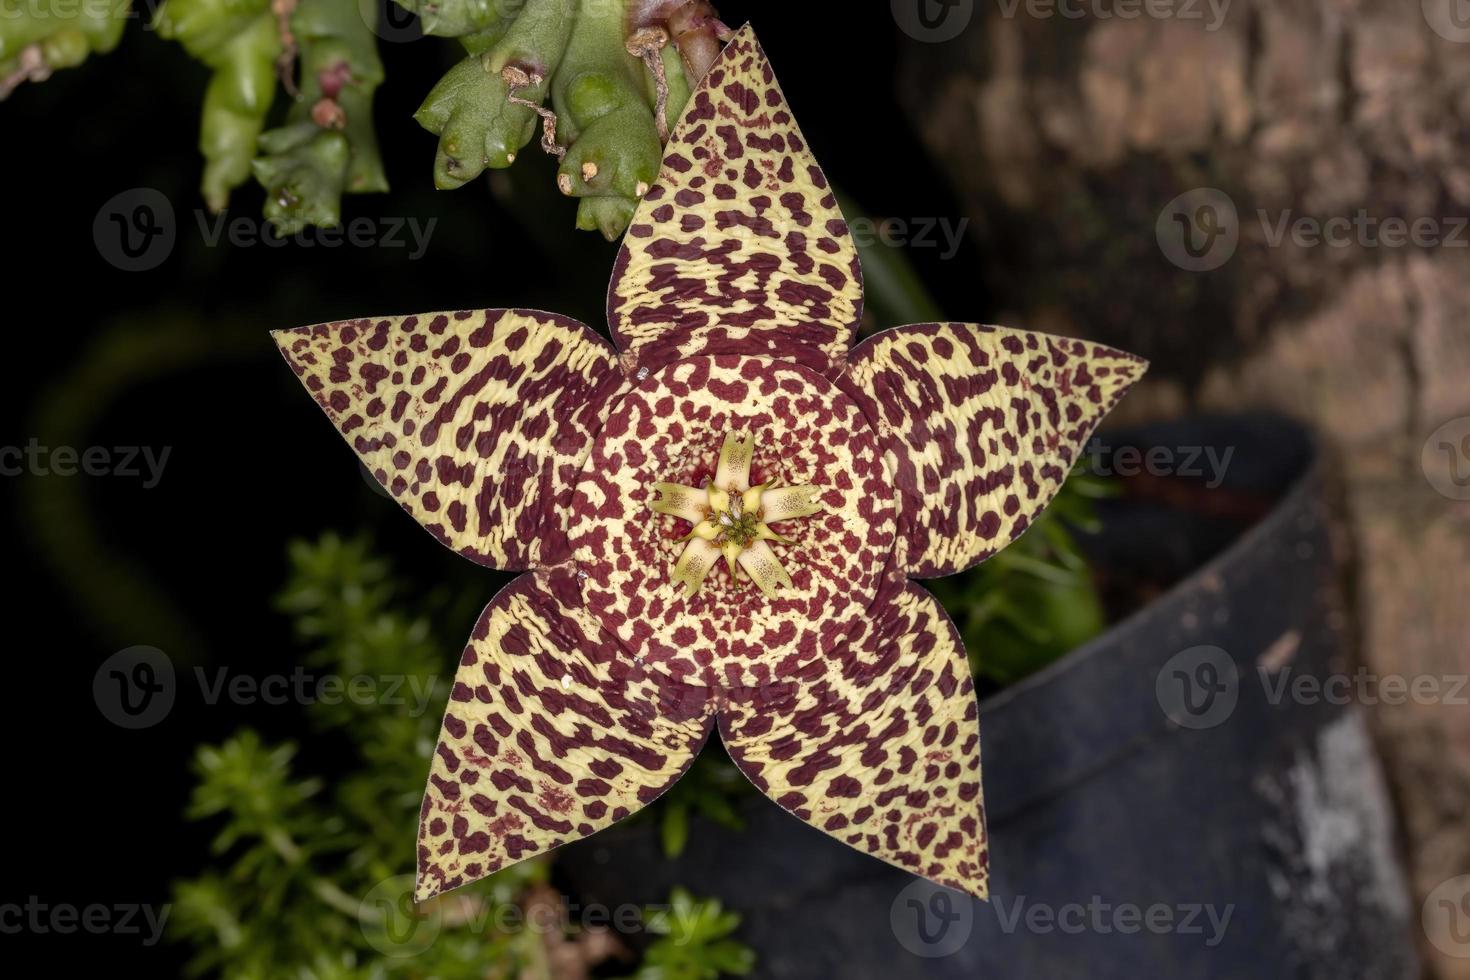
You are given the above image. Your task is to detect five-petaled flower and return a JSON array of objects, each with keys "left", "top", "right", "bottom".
[{"left": 273, "top": 25, "right": 1145, "bottom": 903}]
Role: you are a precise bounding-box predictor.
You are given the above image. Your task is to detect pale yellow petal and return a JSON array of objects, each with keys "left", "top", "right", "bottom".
[
  {"left": 736, "top": 540, "right": 794, "bottom": 598},
  {"left": 760, "top": 485, "right": 824, "bottom": 522},
  {"left": 714, "top": 432, "right": 755, "bottom": 491},
  {"left": 671, "top": 538, "right": 722, "bottom": 596},
  {"left": 755, "top": 523, "right": 795, "bottom": 545},
  {"left": 651, "top": 482, "right": 708, "bottom": 524},
  {"left": 680, "top": 519, "right": 721, "bottom": 542},
  {"left": 706, "top": 482, "right": 730, "bottom": 515}
]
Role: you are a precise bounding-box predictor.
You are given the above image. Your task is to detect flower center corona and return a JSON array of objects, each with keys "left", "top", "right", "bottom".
[{"left": 650, "top": 432, "right": 823, "bottom": 598}]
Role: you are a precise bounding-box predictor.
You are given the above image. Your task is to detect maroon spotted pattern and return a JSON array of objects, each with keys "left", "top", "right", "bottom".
[
  {"left": 417, "top": 565, "right": 712, "bottom": 899},
  {"left": 273, "top": 24, "right": 1146, "bottom": 904},
  {"left": 275, "top": 309, "right": 625, "bottom": 570},
  {"left": 845, "top": 322, "right": 1149, "bottom": 577},
  {"left": 720, "top": 570, "right": 988, "bottom": 894},
  {"left": 567, "top": 354, "right": 896, "bottom": 689},
  {"left": 607, "top": 28, "right": 863, "bottom": 377}
]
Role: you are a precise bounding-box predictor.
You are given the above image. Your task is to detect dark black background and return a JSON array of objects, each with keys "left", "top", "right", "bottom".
[{"left": 0, "top": 2, "right": 982, "bottom": 971}]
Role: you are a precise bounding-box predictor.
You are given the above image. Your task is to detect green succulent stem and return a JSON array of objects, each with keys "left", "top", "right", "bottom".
[
  {"left": 154, "top": 0, "right": 284, "bottom": 212},
  {"left": 415, "top": 0, "right": 576, "bottom": 189},
  {"left": 393, "top": 0, "right": 523, "bottom": 39},
  {"left": 252, "top": 0, "right": 387, "bottom": 234},
  {"left": 0, "top": 0, "right": 128, "bottom": 99},
  {"left": 415, "top": 0, "right": 710, "bottom": 239},
  {"left": 551, "top": 0, "right": 661, "bottom": 234}
]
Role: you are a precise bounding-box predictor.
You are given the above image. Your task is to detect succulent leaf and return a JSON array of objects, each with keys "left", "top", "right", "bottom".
[
  {"left": 391, "top": 0, "right": 523, "bottom": 38},
  {"left": 252, "top": 0, "right": 386, "bottom": 233},
  {"left": 0, "top": 0, "right": 127, "bottom": 98}
]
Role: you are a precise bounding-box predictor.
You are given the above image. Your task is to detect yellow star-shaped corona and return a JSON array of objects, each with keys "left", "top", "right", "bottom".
[{"left": 650, "top": 432, "right": 822, "bottom": 598}]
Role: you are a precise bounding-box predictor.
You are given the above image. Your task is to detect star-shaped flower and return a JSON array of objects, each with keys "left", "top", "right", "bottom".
[{"left": 272, "top": 25, "right": 1146, "bottom": 903}]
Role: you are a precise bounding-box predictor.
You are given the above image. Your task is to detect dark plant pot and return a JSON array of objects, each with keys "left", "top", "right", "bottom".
[{"left": 558, "top": 414, "right": 1419, "bottom": 980}]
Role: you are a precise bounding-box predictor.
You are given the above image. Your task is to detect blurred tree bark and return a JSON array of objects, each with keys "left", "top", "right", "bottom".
[{"left": 898, "top": 1, "right": 1470, "bottom": 973}]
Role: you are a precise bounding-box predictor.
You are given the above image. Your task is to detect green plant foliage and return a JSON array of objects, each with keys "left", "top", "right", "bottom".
[
  {"left": 153, "top": 0, "right": 283, "bottom": 211},
  {"left": 415, "top": 55, "right": 532, "bottom": 189},
  {"left": 928, "top": 472, "right": 1114, "bottom": 686},
  {"left": 10, "top": 0, "right": 717, "bottom": 234},
  {"left": 414, "top": 0, "right": 686, "bottom": 237},
  {"left": 0, "top": 0, "right": 128, "bottom": 98},
  {"left": 413, "top": 0, "right": 575, "bottom": 190},
  {"left": 392, "top": 0, "right": 522, "bottom": 39},
  {"left": 651, "top": 748, "right": 749, "bottom": 859},
  {"left": 623, "top": 888, "right": 756, "bottom": 980},
  {"left": 550, "top": 0, "right": 664, "bottom": 238},
  {"left": 253, "top": 0, "right": 388, "bottom": 234},
  {"left": 173, "top": 533, "right": 757, "bottom": 978},
  {"left": 171, "top": 534, "right": 545, "bottom": 977}
]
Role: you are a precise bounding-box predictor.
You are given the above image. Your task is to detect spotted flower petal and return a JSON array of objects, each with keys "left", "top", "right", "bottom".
[
  {"left": 720, "top": 573, "right": 987, "bottom": 897},
  {"left": 418, "top": 566, "right": 712, "bottom": 900},
  {"left": 272, "top": 310, "right": 625, "bottom": 570},
  {"left": 607, "top": 25, "right": 863, "bottom": 376},
  {"left": 846, "top": 322, "right": 1148, "bottom": 578}
]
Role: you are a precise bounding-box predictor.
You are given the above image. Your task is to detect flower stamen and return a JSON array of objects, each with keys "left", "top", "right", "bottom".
[{"left": 650, "top": 432, "right": 823, "bottom": 598}]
